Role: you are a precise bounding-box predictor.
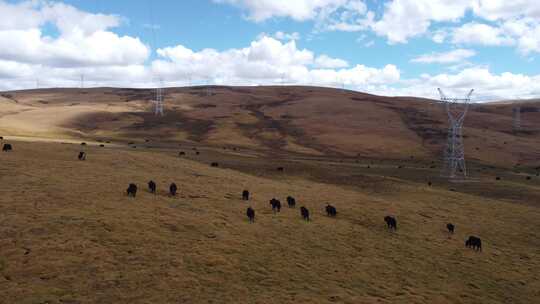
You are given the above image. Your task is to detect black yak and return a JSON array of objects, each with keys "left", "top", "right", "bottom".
[
  {"left": 269, "top": 198, "right": 281, "bottom": 213},
  {"left": 326, "top": 204, "right": 337, "bottom": 217},
  {"left": 148, "top": 180, "right": 156, "bottom": 194},
  {"left": 242, "top": 190, "right": 250, "bottom": 201},
  {"left": 127, "top": 184, "right": 137, "bottom": 197},
  {"left": 246, "top": 207, "right": 255, "bottom": 223},
  {"left": 447, "top": 223, "right": 455, "bottom": 234},
  {"left": 169, "top": 183, "right": 178, "bottom": 196},
  {"left": 2, "top": 144, "right": 12, "bottom": 152},
  {"left": 300, "top": 206, "right": 310, "bottom": 221},
  {"left": 384, "top": 216, "right": 397, "bottom": 230},
  {"left": 286, "top": 196, "right": 296, "bottom": 208},
  {"left": 466, "top": 236, "right": 482, "bottom": 251}
]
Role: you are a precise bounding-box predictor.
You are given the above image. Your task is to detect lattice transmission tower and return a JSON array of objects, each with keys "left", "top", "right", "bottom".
[
  {"left": 438, "top": 88, "right": 474, "bottom": 180},
  {"left": 154, "top": 79, "right": 164, "bottom": 116}
]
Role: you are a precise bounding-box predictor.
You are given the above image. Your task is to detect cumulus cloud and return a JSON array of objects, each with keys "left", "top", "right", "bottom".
[
  {"left": 216, "top": 0, "right": 540, "bottom": 54},
  {"left": 374, "top": 68, "right": 540, "bottom": 100},
  {"left": 0, "top": 1, "right": 149, "bottom": 69},
  {"left": 451, "top": 22, "right": 514, "bottom": 46},
  {"left": 213, "top": 0, "right": 364, "bottom": 22},
  {"left": 274, "top": 31, "right": 301, "bottom": 40},
  {"left": 371, "top": 0, "right": 471, "bottom": 44},
  {"left": 152, "top": 35, "right": 397, "bottom": 87},
  {"left": 314, "top": 54, "right": 349, "bottom": 68},
  {"left": 1, "top": 0, "right": 539, "bottom": 102},
  {"left": 411, "top": 49, "right": 476, "bottom": 64},
  {"left": 471, "top": 0, "right": 540, "bottom": 21}
]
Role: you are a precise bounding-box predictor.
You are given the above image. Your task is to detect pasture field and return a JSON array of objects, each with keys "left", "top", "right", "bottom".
[{"left": 1, "top": 139, "right": 539, "bottom": 304}]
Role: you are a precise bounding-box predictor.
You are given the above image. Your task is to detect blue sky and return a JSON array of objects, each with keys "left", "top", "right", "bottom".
[{"left": 1, "top": 0, "right": 540, "bottom": 100}]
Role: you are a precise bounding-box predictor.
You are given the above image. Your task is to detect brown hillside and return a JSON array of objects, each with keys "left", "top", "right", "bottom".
[{"left": 1, "top": 86, "right": 539, "bottom": 168}]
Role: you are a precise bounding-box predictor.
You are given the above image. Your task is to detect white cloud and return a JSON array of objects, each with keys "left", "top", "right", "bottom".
[
  {"left": 377, "top": 68, "right": 540, "bottom": 100},
  {"left": 216, "top": 0, "right": 540, "bottom": 54},
  {"left": 314, "top": 54, "right": 349, "bottom": 68},
  {"left": 213, "top": 0, "right": 356, "bottom": 22},
  {"left": 1, "top": 0, "right": 539, "bottom": 102},
  {"left": 274, "top": 31, "right": 301, "bottom": 40},
  {"left": 411, "top": 49, "right": 476, "bottom": 64},
  {"left": 451, "top": 22, "right": 514, "bottom": 46},
  {"left": 371, "top": 0, "right": 471, "bottom": 44},
  {"left": 363, "top": 1, "right": 540, "bottom": 45},
  {"left": 502, "top": 18, "right": 540, "bottom": 54},
  {"left": 152, "top": 35, "right": 398, "bottom": 87},
  {"left": 471, "top": 0, "right": 540, "bottom": 21},
  {"left": 0, "top": 1, "right": 149, "bottom": 69}
]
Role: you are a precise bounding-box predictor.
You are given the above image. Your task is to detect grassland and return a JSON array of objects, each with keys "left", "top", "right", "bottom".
[
  {"left": 1, "top": 86, "right": 539, "bottom": 303},
  {"left": 1, "top": 139, "right": 539, "bottom": 304}
]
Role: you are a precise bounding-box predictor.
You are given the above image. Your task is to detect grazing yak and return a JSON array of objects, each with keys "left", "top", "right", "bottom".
[
  {"left": 277, "top": 167, "right": 284, "bottom": 172},
  {"left": 269, "top": 198, "right": 281, "bottom": 213},
  {"left": 211, "top": 162, "right": 219, "bottom": 167},
  {"left": 242, "top": 190, "right": 250, "bottom": 201},
  {"left": 148, "top": 180, "right": 157, "bottom": 194},
  {"left": 326, "top": 204, "right": 337, "bottom": 217},
  {"left": 384, "top": 216, "right": 397, "bottom": 230},
  {"left": 286, "top": 196, "right": 296, "bottom": 208},
  {"left": 447, "top": 223, "right": 455, "bottom": 234},
  {"left": 179, "top": 151, "right": 185, "bottom": 156},
  {"left": 169, "top": 183, "right": 178, "bottom": 196},
  {"left": 78, "top": 152, "right": 86, "bottom": 161},
  {"left": 300, "top": 206, "right": 310, "bottom": 221},
  {"left": 246, "top": 207, "right": 255, "bottom": 223},
  {"left": 466, "top": 236, "right": 482, "bottom": 251},
  {"left": 126, "top": 184, "right": 138, "bottom": 197},
  {"left": 2, "top": 144, "right": 12, "bottom": 152}
]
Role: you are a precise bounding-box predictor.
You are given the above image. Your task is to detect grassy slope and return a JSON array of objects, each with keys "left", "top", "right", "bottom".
[
  {"left": 1, "top": 87, "right": 540, "bottom": 168},
  {"left": 1, "top": 141, "right": 539, "bottom": 303}
]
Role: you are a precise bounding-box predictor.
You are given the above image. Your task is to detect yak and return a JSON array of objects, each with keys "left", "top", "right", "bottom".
[
  {"left": 169, "top": 183, "right": 178, "bottom": 196},
  {"left": 246, "top": 207, "right": 255, "bottom": 223},
  {"left": 384, "top": 216, "right": 397, "bottom": 230},
  {"left": 326, "top": 204, "right": 337, "bottom": 217},
  {"left": 127, "top": 184, "right": 138, "bottom": 197},
  {"left": 148, "top": 180, "right": 157, "bottom": 194},
  {"left": 300, "top": 206, "right": 310, "bottom": 221},
  {"left": 242, "top": 190, "right": 250, "bottom": 201}
]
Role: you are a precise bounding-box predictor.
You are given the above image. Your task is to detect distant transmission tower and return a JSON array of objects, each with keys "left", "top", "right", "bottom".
[
  {"left": 80, "top": 74, "right": 85, "bottom": 89},
  {"left": 206, "top": 78, "right": 211, "bottom": 96},
  {"left": 512, "top": 106, "right": 521, "bottom": 132},
  {"left": 438, "top": 88, "right": 474, "bottom": 180},
  {"left": 154, "top": 79, "right": 164, "bottom": 116}
]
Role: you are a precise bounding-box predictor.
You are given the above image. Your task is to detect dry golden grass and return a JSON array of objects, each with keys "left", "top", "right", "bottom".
[
  {"left": 1, "top": 86, "right": 539, "bottom": 168},
  {"left": 1, "top": 140, "right": 539, "bottom": 303}
]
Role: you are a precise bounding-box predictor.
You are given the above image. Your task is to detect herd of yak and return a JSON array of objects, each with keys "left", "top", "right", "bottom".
[
  {"left": 1, "top": 141, "right": 483, "bottom": 252},
  {"left": 124, "top": 181, "right": 483, "bottom": 252}
]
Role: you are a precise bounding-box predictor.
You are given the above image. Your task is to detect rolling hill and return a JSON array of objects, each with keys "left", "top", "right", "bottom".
[{"left": 1, "top": 86, "right": 539, "bottom": 169}]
